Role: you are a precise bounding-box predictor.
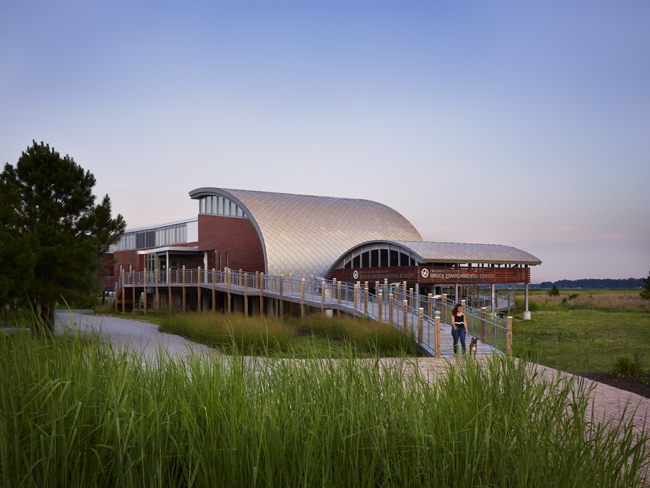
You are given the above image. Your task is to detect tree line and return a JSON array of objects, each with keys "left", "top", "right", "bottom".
[{"left": 537, "top": 278, "right": 645, "bottom": 289}]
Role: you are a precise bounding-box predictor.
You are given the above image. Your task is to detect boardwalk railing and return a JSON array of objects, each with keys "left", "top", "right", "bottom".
[{"left": 117, "top": 268, "right": 511, "bottom": 356}]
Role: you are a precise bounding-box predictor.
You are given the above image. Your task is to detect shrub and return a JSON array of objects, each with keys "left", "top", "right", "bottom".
[
  {"left": 610, "top": 355, "right": 639, "bottom": 378},
  {"left": 548, "top": 285, "right": 560, "bottom": 296}
]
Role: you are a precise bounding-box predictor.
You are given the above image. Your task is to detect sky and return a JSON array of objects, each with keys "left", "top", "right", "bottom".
[{"left": 1, "top": 0, "right": 648, "bottom": 283}]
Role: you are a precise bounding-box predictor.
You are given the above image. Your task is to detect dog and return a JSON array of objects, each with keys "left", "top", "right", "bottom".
[{"left": 468, "top": 338, "right": 478, "bottom": 359}]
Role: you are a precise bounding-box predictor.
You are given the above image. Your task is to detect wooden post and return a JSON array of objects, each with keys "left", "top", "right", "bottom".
[
  {"left": 435, "top": 315, "right": 441, "bottom": 357},
  {"left": 389, "top": 293, "right": 393, "bottom": 325},
  {"left": 212, "top": 268, "right": 216, "bottom": 312},
  {"left": 143, "top": 268, "right": 148, "bottom": 314},
  {"left": 273, "top": 274, "right": 277, "bottom": 292},
  {"left": 364, "top": 282, "right": 369, "bottom": 315},
  {"left": 168, "top": 267, "right": 172, "bottom": 312},
  {"left": 409, "top": 288, "right": 413, "bottom": 308},
  {"left": 121, "top": 269, "right": 125, "bottom": 313},
  {"left": 239, "top": 269, "right": 242, "bottom": 286},
  {"left": 428, "top": 293, "right": 433, "bottom": 317},
  {"left": 481, "top": 307, "right": 486, "bottom": 343},
  {"left": 255, "top": 271, "right": 259, "bottom": 289},
  {"left": 378, "top": 291, "right": 383, "bottom": 322},
  {"left": 299, "top": 278, "right": 304, "bottom": 318},
  {"left": 155, "top": 268, "right": 159, "bottom": 310},
  {"left": 353, "top": 284, "right": 358, "bottom": 314},
  {"left": 310, "top": 275, "right": 314, "bottom": 296},
  {"left": 337, "top": 281, "right": 341, "bottom": 319},
  {"left": 260, "top": 272, "right": 265, "bottom": 315},
  {"left": 244, "top": 272, "right": 249, "bottom": 316},
  {"left": 442, "top": 294, "right": 447, "bottom": 324},
  {"left": 507, "top": 316, "right": 513, "bottom": 357},
  {"left": 227, "top": 268, "right": 231, "bottom": 314},
  {"left": 403, "top": 300, "right": 408, "bottom": 333},
  {"left": 418, "top": 308, "right": 423, "bottom": 345},
  {"left": 197, "top": 267, "right": 201, "bottom": 312},
  {"left": 114, "top": 282, "right": 118, "bottom": 312},
  {"left": 333, "top": 278, "right": 337, "bottom": 301},
  {"left": 321, "top": 280, "right": 326, "bottom": 315},
  {"left": 182, "top": 266, "right": 186, "bottom": 313},
  {"left": 279, "top": 275, "right": 283, "bottom": 318}
]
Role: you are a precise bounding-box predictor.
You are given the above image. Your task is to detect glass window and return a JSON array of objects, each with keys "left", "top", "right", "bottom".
[
  {"left": 237, "top": 206, "right": 243, "bottom": 217},
  {"left": 231, "top": 203, "right": 237, "bottom": 217},
  {"left": 212, "top": 196, "right": 217, "bottom": 214},
  {"left": 218, "top": 196, "right": 223, "bottom": 215}
]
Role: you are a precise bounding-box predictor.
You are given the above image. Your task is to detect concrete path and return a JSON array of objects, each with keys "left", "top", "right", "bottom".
[{"left": 55, "top": 310, "right": 216, "bottom": 361}]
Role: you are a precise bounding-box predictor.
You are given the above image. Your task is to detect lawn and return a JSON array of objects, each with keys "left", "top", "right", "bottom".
[{"left": 513, "top": 290, "right": 650, "bottom": 372}]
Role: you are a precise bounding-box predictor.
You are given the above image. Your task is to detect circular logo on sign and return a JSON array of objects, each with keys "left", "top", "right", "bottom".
[
  {"left": 353, "top": 270, "right": 359, "bottom": 280},
  {"left": 421, "top": 268, "right": 430, "bottom": 278}
]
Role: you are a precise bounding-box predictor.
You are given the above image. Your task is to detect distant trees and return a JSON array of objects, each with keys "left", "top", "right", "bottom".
[
  {"left": 539, "top": 278, "right": 645, "bottom": 290},
  {"left": 641, "top": 272, "right": 650, "bottom": 300},
  {"left": 0, "top": 141, "right": 125, "bottom": 334}
]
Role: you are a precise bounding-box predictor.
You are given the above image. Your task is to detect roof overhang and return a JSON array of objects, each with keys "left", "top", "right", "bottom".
[{"left": 137, "top": 246, "right": 199, "bottom": 255}]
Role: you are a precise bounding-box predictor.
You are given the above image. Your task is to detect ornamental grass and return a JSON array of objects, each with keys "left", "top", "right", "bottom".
[{"left": 0, "top": 320, "right": 648, "bottom": 487}]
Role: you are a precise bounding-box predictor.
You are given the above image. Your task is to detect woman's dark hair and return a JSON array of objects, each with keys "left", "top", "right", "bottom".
[{"left": 452, "top": 303, "right": 463, "bottom": 316}]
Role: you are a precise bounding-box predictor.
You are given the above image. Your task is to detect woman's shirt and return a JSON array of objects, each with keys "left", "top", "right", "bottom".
[{"left": 454, "top": 313, "right": 465, "bottom": 328}]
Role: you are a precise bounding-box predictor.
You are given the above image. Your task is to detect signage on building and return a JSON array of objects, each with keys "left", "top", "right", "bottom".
[{"left": 332, "top": 266, "right": 529, "bottom": 284}]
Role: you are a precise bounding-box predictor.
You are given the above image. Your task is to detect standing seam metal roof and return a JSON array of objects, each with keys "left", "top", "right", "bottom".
[{"left": 189, "top": 188, "right": 423, "bottom": 277}]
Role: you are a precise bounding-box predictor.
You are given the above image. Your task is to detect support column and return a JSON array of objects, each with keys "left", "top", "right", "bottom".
[
  {"left": 523, "top": 283, "right": 531, "bottom": 320},
  {"left": 155, "top": 268, "right": 159, "bottom": 310},
  {"left": 454, "top": 283, "right": 459, "bottom": 303},
  {"left": 168, "top": 267, "right": 171, "bottom": 312}
]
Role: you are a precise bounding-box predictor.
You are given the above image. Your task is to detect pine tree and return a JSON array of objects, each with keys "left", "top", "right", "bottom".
[
  {"left": 0, "top": 141, "right": 125, "bottom": 333},
  {"left": 641, "top": 271, "right": 650, "bottom": 300}
]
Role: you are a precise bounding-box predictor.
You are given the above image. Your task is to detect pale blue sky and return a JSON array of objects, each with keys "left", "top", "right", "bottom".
[{"left": 1, "top": 0, "right": 648, "bottom": 282}]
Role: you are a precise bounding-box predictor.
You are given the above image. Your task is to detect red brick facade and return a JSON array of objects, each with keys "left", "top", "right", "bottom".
[
  {"left": 111, "top": 215, "right": 265, "bottom": 278},
  {"left": 198, "top": 214, "right": 265, "bottom": 273}
]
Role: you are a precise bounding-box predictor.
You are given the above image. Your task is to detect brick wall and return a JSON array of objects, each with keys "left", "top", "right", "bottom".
[{"left": 198, "top": 214, "right": 265, "bottom": 273}]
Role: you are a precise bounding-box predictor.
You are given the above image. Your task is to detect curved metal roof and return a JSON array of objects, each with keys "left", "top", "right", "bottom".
[
  {"left": 189, "top": 188, "right": 423, "bottom": 277},
  {"left": 326, "top": 240, "right": 542, "bottom": 275},
  {"left": 395, "top": 241, "right": 541, "bottom": 265}
]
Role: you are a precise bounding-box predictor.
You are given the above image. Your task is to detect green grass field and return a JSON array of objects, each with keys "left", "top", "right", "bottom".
[{"left": 513, "top": 290, "right": 650, "bottom": 372}]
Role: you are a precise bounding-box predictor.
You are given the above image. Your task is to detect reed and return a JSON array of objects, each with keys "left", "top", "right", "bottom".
[{"left": 1, "top": 319, "right": 648, "bottom": 487}]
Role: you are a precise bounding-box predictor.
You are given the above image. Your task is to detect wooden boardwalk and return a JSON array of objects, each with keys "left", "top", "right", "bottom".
[{"left": 117, "top": 272, "right": 506, "bottom": 359}]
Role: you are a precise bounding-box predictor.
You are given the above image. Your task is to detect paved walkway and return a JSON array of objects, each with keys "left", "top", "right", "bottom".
[
  {"left": 55, "top": 310, "right": 216, "bottom": 361},
  {"left": 57, "top": 310, "right": 650, "bottom": 439}
]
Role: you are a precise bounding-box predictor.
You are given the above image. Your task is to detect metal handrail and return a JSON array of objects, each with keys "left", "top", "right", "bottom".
[{"left": 117, "top": 267, "right": 510, "bottom": 355}]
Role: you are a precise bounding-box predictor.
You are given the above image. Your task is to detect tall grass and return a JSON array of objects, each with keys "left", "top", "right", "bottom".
[
  {"left": 159, "top": 312, "right": 417, "bottom": 357},
  {"left": 1, "top": 322, "right": 648, "bottom": 487},
  {"left": 516, "top": 293, "right": 650, "bottom": 313}
]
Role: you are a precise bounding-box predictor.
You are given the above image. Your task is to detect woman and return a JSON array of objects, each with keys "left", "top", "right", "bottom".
[{"left": 451, "top": 303, "right": 467, "bottom": 355}]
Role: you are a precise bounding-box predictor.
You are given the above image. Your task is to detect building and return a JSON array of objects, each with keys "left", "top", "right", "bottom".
[{"left": 105, "top": 187, "right": 541, "bottom": 314}]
